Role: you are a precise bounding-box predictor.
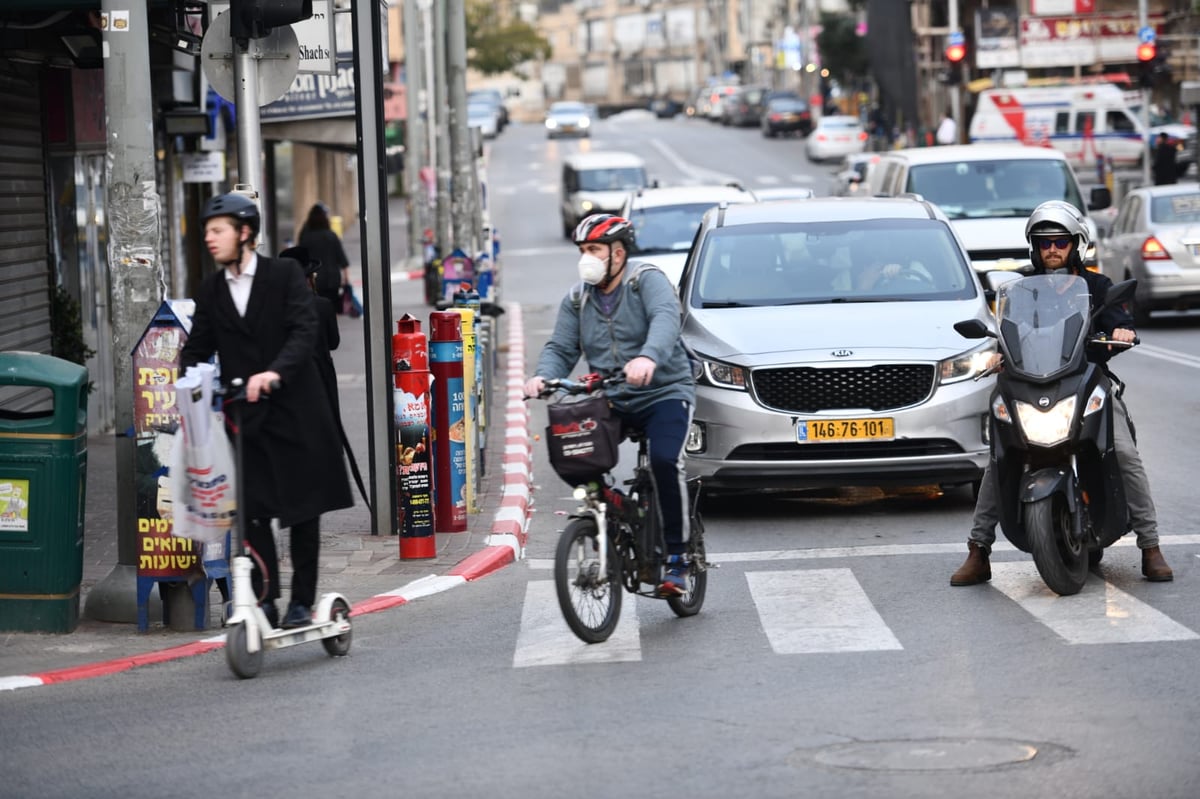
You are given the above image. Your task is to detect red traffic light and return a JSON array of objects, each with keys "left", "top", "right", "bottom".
[
  {"left": 1137, "top": 42, "right": 1157, "bottom": 62},
  {"left": 945, "top": 43, "right": 967, "bottom": 64}
]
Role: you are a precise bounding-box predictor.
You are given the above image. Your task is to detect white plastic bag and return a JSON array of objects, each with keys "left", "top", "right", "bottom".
[{"left": 170, "top": 364, "right": 237, "bottom": 543}]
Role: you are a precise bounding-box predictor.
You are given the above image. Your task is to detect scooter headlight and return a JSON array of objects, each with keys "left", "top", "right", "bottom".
[
  {"left": 992, "top": 394, "right": 1011, "bottom": 424},
  {"left": 1015, "top": 396, "right": 1077, "bottom": 447}
]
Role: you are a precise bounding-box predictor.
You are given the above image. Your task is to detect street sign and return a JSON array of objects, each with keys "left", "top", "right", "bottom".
[
  {"left": 201, "top": 10, "right": 300, "bottom": 106},
  {"left": 207, "top": 0, "right": 336, "bottom": 75},
  {"left": 948, "top": 30, "right": 965, "bottom": 46},
  {"left": 1139, "top": 25, "right": 1156, "bottom": 44}
]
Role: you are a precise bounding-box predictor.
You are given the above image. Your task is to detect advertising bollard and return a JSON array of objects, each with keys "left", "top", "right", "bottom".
[
  {"left": 0, "top": 353, "right": 88, "bottom": 633},
  {"left": 440, "top": 249, "right": 475, "bottom": 303},
  {"left": 429, "top": 312, "right": 467, "bottom": 532},
  {"left": 449, "top": 304, "right": 478, "bottom": 514},
  {"left": 393, "top": 315, "right": 435, "bottom": 558},
  {"left": 454, "top": 282, "right": 486, "bottom": 476}
]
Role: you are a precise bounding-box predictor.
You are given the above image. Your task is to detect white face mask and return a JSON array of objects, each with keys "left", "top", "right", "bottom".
[{"left": 577, "top": 252, "right": 608, "bottom": 285}]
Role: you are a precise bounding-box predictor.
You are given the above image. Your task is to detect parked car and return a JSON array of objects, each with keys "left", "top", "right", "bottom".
[
  {"left": 466, "top": 101, "right": 500, "bottom": 139},
  {"left": 705, "top": 83, "right": 741, "bottom": 121},
  {"left": 560, "top": 151, "right": 650, "bottom": 238},
  {"left": 676, "top": 196, "right": 996, "bottom": 495},
  {"left": 467, "top": 88, "right": 508, "bottom": 131},
  {"left": 805, "top": 115, "right": 867, "bottom": 162},
  {"left": 1100, "top": 183, "right": 1200, "bottom": 324},
  {"left": 721, "top": 85, "right": 767, "bottom": 127},
  {"left": 619, "top": 183, "right": 758, "bottom": 285},
  {"left": 649, "top": 96, "right": 682, "bottom": 119},
  {"left": 545, "top": 101, "right": 593, "bottom": 139},
  {"left": 760, "top": 96, "right": 813, "bottom": 138}
]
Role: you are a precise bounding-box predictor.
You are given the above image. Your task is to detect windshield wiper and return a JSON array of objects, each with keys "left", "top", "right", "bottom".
[
  {"left": 701, "top": 300, "right": 750, "bottom": 308},
  {"left": 988, "top": 207, "right": 1038, "bottom": 217}
]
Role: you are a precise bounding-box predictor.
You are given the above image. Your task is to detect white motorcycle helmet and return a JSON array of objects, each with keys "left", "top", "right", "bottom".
[{"left": 1024, "top": 200, "right": 1090, "bottom": 273}]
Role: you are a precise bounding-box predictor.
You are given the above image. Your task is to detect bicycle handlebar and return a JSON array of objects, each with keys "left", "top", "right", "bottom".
[{"left": 529, "top": 372, "right": 627, "bottom": 400}]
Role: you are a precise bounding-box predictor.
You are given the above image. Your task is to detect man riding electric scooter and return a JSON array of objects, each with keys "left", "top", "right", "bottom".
[{"left": 950, "top": 200, "right": 1173, "bottom": 585}]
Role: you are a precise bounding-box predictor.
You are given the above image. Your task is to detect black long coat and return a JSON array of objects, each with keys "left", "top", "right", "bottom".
[{"left": 180, "top": 255, "right": 352, "bottom": 526}]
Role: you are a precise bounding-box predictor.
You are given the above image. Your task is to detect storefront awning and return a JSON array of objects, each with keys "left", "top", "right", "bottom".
[{"left": 262, "top": 117, "right": 357, "bottom": 150}]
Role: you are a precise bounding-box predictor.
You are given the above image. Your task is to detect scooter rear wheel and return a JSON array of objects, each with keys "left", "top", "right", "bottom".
[
  {"left": 321, "top": 598, "right": 353, "bottom": 657},
  {"left": 226, "top": 622, "right": 263, "bottom": 679},
  {"left": 1026, "top": 495, "right": 1087, "bottom": 595}
]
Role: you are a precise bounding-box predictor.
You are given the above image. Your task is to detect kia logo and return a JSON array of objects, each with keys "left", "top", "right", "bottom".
[{"left": 831, "top": 349, "right": 853, "bottom": 358}]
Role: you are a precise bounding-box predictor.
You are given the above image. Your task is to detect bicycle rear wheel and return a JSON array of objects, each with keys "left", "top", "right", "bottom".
[
  {"left": 666, "top": 531, "right": 707, "bottom": 618},
  {"left": 555, "top": 518, "right": 622, "bottom": 644}
]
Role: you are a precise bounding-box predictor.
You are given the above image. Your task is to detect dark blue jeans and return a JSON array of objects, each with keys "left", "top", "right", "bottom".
[{"left": 615, "top": 399, "right": 693, "bottom": 555}]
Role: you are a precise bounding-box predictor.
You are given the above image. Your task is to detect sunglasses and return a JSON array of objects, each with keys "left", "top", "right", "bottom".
[{"left": 1036, "top": 237, "right": 1072, "bottom": 251}]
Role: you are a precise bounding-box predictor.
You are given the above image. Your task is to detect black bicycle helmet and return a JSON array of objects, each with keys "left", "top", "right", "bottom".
[
  {"left": 572, "top": 213, "right": 635, "bottom": 249},
  {"left": 201, "top": 192, "right": 261, "bottom": 238},
  {"left": 1025, "top": 200, "right": 1088, "bottom": 273}
]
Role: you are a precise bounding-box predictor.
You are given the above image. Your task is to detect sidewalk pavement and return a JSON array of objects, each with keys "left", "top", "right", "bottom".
[{"left": 0, "top": 196, "right": 532, "bottom": 691}]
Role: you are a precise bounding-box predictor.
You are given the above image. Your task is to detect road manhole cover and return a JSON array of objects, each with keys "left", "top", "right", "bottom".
[{"left": 795, "top": 738, "right": 1071, "bottom": 772}]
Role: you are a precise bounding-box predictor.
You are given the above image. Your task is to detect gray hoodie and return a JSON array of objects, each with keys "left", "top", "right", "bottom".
[{"left": 535, "top": 265, "right": 695, "bottom": 413}]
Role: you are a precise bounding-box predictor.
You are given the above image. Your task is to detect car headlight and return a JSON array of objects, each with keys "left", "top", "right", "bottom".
[
  {"left": 545, "top": 119, "right": 558, "bottom": 129},
  {"left": 939, "top": 340, "right": 998, "bottom": 384},
  {"left": 700, "top": 359, "right": 748, "bottom": 390},
  {"left": 1015, "top": 396, "right": 1076, "bottom": 447},
  {"left": 580, "top": 200, "right": 594, "bottom": 213},
  {"left": 579, "top": 117, "right": 590, "bottom": 128}
]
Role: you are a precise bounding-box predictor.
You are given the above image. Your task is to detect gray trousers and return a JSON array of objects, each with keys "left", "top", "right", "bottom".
[{"left": 968, "top": 395, "right": 1159, "bottom": 551}]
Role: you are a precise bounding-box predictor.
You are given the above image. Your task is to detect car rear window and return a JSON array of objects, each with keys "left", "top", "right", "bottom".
[
  {"left": 688, "top": 219, "right": 976, "bottom": 307},
  {"left": 1151, "top": 193, "right": 1200, "bottom": 223},
  {"left": 577, "top": 167, "right": 646, "bottom": 192},
  {"left": 768, "top": 99, "right": 807, "bottom": 113}
]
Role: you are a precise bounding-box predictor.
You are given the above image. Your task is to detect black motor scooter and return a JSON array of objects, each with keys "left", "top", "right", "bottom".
[{"left": 956, "top": 274, "right": 1138, "bottom": 595}]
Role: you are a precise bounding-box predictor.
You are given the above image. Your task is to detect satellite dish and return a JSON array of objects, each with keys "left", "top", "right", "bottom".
[{"left": 201, "top": 10, "right": 300, "bottom": 106}]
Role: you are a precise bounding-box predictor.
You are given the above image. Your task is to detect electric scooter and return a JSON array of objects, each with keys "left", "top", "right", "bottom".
[{"left": 221, "top": 378, "right": 353, "bottom": 679}]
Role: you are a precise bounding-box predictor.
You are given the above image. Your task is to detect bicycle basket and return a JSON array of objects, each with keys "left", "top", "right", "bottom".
[{"left": 544, "top": 393, "right": 622, "bottom": 485}]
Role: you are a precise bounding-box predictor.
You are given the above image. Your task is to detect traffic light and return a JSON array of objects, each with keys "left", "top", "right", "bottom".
[
  {"left": 1137, "top": 42, "right": 1157, "bottom": 63},
  {"left": 230, "top": 0, "right": 313, "bottom": 40},
  {"left": 945, "top": 42, "right": 967, "bottom": 64}
]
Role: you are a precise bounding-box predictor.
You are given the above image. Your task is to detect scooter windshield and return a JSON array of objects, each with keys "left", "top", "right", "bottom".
[{"left": 994, "top": 274, "right": 1090, "bottom": 379}]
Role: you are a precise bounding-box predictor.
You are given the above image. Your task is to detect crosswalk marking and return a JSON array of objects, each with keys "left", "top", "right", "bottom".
[
  {"left": 988, "top": 562, "right": 1200, "bottom": 645},
  {"left": 747, "top": 568, "right": 903, "bottom": 654},
  {"left": 512, "top": 580, "right": 642, "bottom": 667}
]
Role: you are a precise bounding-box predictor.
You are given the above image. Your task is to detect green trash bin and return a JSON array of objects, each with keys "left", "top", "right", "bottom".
[{"left": 0, "top": 352, "right": 88, "bottom": 633}]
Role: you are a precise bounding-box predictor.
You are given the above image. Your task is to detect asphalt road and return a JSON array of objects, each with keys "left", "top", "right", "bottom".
[{"left": 3, "top": 113, "right": 1199, "bottom": 799}]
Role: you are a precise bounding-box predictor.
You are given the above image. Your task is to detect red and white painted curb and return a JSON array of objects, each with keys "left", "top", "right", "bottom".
[{"left": 0, "top": 303, "right": 532, "bottom": 692}]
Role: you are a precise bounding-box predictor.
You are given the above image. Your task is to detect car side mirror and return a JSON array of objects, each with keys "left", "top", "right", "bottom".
[{"left": 1088, "top": 186, "right": 1112, "bottom": 211}]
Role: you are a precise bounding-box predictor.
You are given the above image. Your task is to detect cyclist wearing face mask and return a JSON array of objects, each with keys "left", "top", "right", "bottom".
[
  {"left": 951, "top": 200, "right": 1173, "bottom": 586},
  {"left": 525, "top": 213, "right": 697, "bottom": 596}
]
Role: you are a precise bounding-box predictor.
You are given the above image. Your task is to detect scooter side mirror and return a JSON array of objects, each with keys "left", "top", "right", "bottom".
[
  {"left": 1106, "top": 279, "right": 1136, "bottom": 309},
  {"left": 954, "top": 318, "right": 994, "bottom": 339}
]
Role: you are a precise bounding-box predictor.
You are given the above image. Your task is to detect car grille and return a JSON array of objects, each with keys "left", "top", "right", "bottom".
[
  {"left": 727, "top": 439, "right": 965, "bottom": 460},
  {"left": 751, "top": 364, "right": 936, "bottom": 413}
]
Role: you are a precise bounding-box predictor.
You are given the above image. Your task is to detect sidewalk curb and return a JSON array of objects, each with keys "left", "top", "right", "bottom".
[{"left": 0, "top": 303, "right": 531, "bottom": 693}]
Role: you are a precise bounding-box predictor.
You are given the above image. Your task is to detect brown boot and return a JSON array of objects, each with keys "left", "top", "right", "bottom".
[
  {"left": 1142, "top": 546, "right": 1174, "bottom": 582},
  {"left": 951, "top": 542, "right": 991, "bottom": 586}
]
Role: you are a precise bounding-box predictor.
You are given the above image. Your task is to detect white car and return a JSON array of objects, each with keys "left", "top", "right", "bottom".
[
  {"left": 805, "top": 115, "right": 867, "bottom": 163},
  {"left": 545, "top": 101, "right": 592, "bottom": 139},
  {"left": 467, "top": 102, "right": 500, "bottom": 139},
  {"left": 619, "top": 184, "right": 758, "bottom": 285}
]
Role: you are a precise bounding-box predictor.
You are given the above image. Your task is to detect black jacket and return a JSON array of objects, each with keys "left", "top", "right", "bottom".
[{"left": 180, "top": 255, "right": 352, "bottom": 525}]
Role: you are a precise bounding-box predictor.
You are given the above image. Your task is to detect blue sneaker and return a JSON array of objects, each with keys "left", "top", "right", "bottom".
[{"left": 658, "top": 556, "right": 689, "bottom": 597}]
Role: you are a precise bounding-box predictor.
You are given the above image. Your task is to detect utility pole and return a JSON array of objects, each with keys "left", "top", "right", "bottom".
[
  {"left": 948, "top": 0, "right": 962, "bottom": 145},
  {"left": 86, "top": 0, "right": 166, "bottom": 623},
  {"left": 447, "top": 0, "right": 477, "bottom": 256},
  {"left": 433, "top": 0, "right": 452, "bottom": 257},
  {"left": 403, "top": 0, "right": 428, "bottom": 261}
]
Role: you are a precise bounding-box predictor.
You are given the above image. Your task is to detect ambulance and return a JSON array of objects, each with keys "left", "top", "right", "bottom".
[{"left": 969, "top": 85, "right": 1146, "bottom": 169}]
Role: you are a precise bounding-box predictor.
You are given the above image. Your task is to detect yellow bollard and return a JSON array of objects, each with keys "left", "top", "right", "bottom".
[{"left": 330, "top": 215, "right": 344, "bottom": 239}]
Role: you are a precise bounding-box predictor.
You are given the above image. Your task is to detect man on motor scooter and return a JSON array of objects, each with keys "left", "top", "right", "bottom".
[{"left": 950, "top": 200, "right": 1173, "bottom": 585}]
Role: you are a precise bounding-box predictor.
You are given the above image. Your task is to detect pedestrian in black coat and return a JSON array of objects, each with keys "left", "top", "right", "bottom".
[
  {"left": 1153, "top": 132, "right": 1178, "bottom": 185},
  {"left": 298, "top": 202, "right": 351, "bottom": 312},
  {"left": 181, "top": 194, "right": 352, "bottom": 629}
]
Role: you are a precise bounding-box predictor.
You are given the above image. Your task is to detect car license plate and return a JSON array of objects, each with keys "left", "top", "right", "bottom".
[{"left": 796, "top": 418, "right": 894, "bottom": 443}]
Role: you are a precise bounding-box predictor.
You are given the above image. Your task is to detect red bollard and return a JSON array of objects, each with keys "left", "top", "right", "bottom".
[
  {"left": 429, "top": 311, "right": 467, "bottom": 532},
  {"left": 393, "top": 314, "right": 435, "bottom": 558}
]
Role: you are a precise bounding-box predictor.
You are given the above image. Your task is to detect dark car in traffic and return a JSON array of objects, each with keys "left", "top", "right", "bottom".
[
  {"left": 721, "top": 85, "right": 767, "bottom": 127},
  {"left": 761, "top": 96, "right": 812, "bottom": 138}
]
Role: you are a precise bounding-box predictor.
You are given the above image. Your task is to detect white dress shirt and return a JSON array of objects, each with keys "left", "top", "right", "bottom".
[{"left": 224, "top": 253, "right": 258, "bottom": 317}]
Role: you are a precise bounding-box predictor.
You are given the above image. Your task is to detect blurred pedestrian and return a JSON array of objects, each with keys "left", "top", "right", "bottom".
[
  {"left": 298, "top": 202, "right": 352, "bottom": 312},
  {"left": 936, "top": 109, "right": 957, "bottom": 145},
  {"left": 181, "top": 193, "right": 352, "bottom": 630},
  {"left": 1153, "top": 132, "right": 1178, "bottom": 186}
]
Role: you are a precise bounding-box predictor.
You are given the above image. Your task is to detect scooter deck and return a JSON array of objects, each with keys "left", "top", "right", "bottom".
[{"left": 260, "top": 617, "right": 352, "bottom": 651}]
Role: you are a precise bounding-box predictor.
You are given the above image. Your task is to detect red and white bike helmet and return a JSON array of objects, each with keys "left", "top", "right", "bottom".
[{"left": 572, "top": 213, "right": 635, "bottom": 248}]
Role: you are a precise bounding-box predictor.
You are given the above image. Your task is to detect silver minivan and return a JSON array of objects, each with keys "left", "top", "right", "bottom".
[{"left": 559, "top": 151, "right": 649, "bottom": 238}]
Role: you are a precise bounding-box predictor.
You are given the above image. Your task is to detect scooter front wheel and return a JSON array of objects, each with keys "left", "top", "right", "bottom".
[
  {"left": 226, "top": 622, "right": 263, "bottom": 679},
  {"left": 1025, "top": 495, "right": 1087, "bottom": 595},
  {"left": 321, "top": 598, "right": 353, "bottom": 657}
]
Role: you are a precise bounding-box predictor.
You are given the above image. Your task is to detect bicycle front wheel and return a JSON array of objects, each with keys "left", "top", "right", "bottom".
[{"left": 555, "top": 518, "right": 623, "bottom": 644}]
